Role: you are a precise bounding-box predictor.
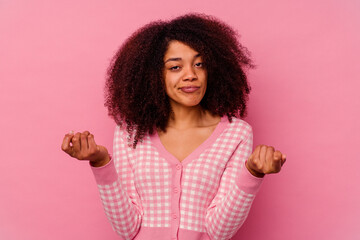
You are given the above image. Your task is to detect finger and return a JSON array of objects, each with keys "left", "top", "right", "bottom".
[
  {"left": 253, "top": 145, "right": 262, "bottom": 158},
  {"left": 265, "top": 146, "right": 275, "bottom": 163},
  {"left": 61, "top": 131, "right": 74, "bottom": 154},
  {"left": 273, "top": 150, "right": 281, "bottom": 160},
  {"left": 273, "top": 151, "right": 283, "bottom": 165},
  {"left": 72, "top": 132, "right": 81, "bottom": 154},
  {"left": 259, "top": 145, "right": 267, "bottom": 163},
  {"left": 248, "top": 145, "right": 262, "bottom": 170},
  {"left": 87, "top": 134, "right": 98, "bottom": 154},
  {"left": 80, "top": 131, "right": 90, "bottom": 151},
  {"left": 82, "top": 131, "right": 90, "bottom": 136},
  {"left": 272, "top": 150, "right": 282, "bottom": 172}
]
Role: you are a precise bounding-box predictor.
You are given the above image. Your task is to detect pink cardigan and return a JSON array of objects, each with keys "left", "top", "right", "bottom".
[{"left": 91, "top": 116, "right": 264, "bottom": 240}]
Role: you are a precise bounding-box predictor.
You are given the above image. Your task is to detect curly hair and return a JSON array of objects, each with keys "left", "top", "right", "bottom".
[{"left": 104, "top": 13, "right": 254, "bottom": 148}]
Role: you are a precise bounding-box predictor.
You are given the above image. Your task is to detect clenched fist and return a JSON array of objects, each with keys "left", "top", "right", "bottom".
[
  {"left": 61, "top": 131, "right": 110, "bottom": 167},
  {"left": 246, "top": 145, "right": 286, "bottom": 178}
]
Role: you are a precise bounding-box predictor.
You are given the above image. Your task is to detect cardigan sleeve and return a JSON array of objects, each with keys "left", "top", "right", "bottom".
[
  {"left": 90, "top": 125, "right": 143, "bottom": 240},
  {"left": 205, "top": 126, "right": 264, "bottom": 240}
]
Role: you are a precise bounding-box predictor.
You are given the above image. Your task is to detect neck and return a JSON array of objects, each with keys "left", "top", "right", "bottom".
[{"left": 167, "top": 102, "right": 208, "bottom": 130}]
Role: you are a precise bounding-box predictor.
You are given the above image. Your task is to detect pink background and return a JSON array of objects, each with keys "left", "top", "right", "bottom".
[{"left": 1, "top": 0, "right": 359, "bottom": 239}]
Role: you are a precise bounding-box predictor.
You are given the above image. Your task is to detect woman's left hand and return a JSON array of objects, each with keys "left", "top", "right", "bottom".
[{"left": 245, "top": 145, "right": 286, "bottom": 178}]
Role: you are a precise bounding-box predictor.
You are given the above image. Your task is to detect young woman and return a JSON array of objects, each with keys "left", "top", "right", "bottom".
[{"left": 61, "top": 13, "right": 286, "bottom": 240}]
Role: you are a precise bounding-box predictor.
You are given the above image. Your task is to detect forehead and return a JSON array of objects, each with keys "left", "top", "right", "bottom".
[{"left": 164, "top": 40, "right": 199, "bottom": 59}]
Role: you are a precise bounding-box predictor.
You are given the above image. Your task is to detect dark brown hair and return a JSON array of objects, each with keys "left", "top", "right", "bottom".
[{"left": 104, "top": 13, "right": 254, "bottom": 148}]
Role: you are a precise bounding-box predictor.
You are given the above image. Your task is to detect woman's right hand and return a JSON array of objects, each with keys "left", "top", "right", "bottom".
[{"left": 61, "top": 131, "right": 110, "bottom": 167}]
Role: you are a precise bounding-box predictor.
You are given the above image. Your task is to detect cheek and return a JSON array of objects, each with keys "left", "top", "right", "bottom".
[
  {"left": 163, "top": 76, "right": 177, "bottom": 96},
  {"left": 165, "top": 75, "right": 178, "bottom": 89},
  {"left": 202, "top": 73, "right": 208, "bottom": 90},
  {"left": 197, "top": 69, "right": 207, "bottom": 82}
]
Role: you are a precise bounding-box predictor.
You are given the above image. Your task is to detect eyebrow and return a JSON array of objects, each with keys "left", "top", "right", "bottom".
[{"left": 164, "top": 53, "right": 201, "bottom": 63}]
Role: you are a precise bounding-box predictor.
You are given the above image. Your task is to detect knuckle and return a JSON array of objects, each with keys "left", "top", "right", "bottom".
[
  {"left": 265, "top": 167, "right": 272, "bottom": 174},
  {"left": 89, "top": 148, "right": 96, "bottom": 155},
  {"left": 253, "top": 157, "right": 262, "bottom": 168}
]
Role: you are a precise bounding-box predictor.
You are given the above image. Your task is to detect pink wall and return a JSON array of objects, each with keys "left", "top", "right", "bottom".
[{"left": 1, "top": 0, "right": 359, "bottom": 239}]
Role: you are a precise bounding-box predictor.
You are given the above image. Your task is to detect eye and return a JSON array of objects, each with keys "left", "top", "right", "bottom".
[
  {"left": 170, "top": 66, "right": 180, "bottom": 71},
  {"left": 195, "top": 62, "right": 204, "bottom": 67}
]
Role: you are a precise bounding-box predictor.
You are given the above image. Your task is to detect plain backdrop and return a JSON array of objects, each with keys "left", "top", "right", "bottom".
[{"left": 1, "top": 0, "right": 359, "bottom": 239}]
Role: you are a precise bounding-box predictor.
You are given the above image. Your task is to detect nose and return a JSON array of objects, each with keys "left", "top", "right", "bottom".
[{"left": 183, "top": 65, "right": 197, "bottom": 81}]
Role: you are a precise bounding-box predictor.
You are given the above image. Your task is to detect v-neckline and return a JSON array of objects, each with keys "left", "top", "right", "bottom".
[{"left": 150, "top": 115, "right": 229, "bottom": 166}]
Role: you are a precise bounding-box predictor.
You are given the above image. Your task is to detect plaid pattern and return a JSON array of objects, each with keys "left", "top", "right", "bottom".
[
  {"left": 204, "top": 129, "right": 256, "bottom": 240},
  {"left": 93, "top": 117, "right": 263, "bottom": 240}
]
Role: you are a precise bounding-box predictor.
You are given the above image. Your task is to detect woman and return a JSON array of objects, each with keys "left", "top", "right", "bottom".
[{"left": 61, "top": 13, "right": 286, "bottom": 240}]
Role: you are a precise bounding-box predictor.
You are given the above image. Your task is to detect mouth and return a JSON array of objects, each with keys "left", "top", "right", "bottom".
[{"left": 180, "top": 86, "right": 200, "bottom": 93}]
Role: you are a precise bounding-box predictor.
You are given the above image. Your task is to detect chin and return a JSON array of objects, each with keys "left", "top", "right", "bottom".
[
  {"left": 182, "top": 101, "right": 203, "bottom": 108},
  {"left": 170, "top": 99, "right": 201, "bottom": 108}
]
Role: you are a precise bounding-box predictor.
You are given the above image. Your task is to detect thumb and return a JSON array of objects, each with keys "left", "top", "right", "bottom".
[
  {"left": 97, "top": 145, "right": 109, "bottom": 156},
  {"left": 281, "top": 154, "right": 286, "bottom": 166}
]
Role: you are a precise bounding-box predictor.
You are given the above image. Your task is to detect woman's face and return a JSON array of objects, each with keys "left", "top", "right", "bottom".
[{"left": 162, "top": 40, "right": 207, "bottom": 109}]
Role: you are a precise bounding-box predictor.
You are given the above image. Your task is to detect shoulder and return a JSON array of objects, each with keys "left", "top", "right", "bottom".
[
  {"left": 114, "top": 123, "right": 133, "bottom": 145},
  {"left": 115, "top": 121, "right": 135, "bottom": 138},
  {"left": 224, "top": 117, "right": 253, "bottom": 141},
  {"left": 115, "top": 124, "right": 126, "bottom": 137},
  {"left": 114, "top": 123, "right": 146, "bottom": 150}
]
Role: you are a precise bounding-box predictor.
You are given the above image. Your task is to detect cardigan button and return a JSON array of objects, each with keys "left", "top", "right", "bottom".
[
  {"left": 176, "top": 164, "right": 181, "bottom": 170},
  {"left": 173, "top": 187, "right": 178, "bottom": 193},
  {"left": 172, "top": 214, "right": 177, "bottom": 219}
]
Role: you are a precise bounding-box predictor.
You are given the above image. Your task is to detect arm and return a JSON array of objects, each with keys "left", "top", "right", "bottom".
[
  {"left": 90, "top": 125, "right": 143, "bottom": 240},
  {"left": 205, "top": 128, "right": 264, "bottom": 240}
]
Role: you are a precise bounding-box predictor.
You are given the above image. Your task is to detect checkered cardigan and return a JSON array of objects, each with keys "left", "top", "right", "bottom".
[{"left": 91, "top": 116, "right": 264, "bottom": 240}]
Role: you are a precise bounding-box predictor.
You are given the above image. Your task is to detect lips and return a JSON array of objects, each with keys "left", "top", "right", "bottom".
[{"left": 180, "top": 86, "right": 200, "bottom": 93}]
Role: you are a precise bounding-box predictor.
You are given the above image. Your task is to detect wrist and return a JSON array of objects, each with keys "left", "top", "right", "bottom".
[
  {"left": 246, "top": 160, "right": 265, "bottom": 178},
  {"left": 90, "top": 154, "right": 111, "bottom": 168}
]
